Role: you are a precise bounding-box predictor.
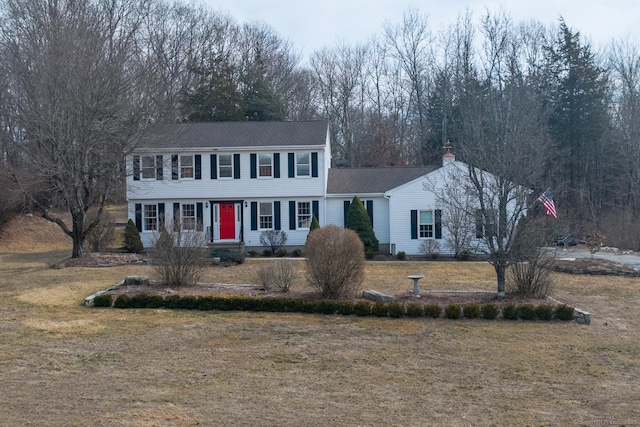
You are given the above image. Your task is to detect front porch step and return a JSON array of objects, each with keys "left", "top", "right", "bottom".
[{"left": 207, "top": 242, "right": 246, "bottom": 253}]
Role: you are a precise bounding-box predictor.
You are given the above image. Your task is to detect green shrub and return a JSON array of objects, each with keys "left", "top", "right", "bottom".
[
  {"left": 163, "top": 295, "right": 181, "bottom": 309},
  {"left": 387, "top": 302, "right": 405, "bottom": 318},
  {"left": 480, "top": 303, "right": 500, "bottom": 320},
  {"left": 445, "top": 304, "right": 461, "bottom": 319},
  {"left": 128, "top": 293, "right": 152, "bottom": 308},
  {"left": 405, "top": 303, "right": 424, "bottom": 318},
  {"left": 424, "top": 304, "right": 442, "bottom": 318},
  {"left": 335, "top": 301, "right": 354, "bottom": 315},
  {"left": 262, "top": 249, "right": 273, "bottom": 257},
  {"left": 396, "top": 251, "right": 406, "bottom": 260},
  {"left": 463, "top": 304, "right": 480, "bottom": 319},
  {"left": 113, "top": 294, "right": 131, "bottom": 308},
  {"left": 123, "top": 219, "right": 143, "bottom": 253},
  {"left": 292, "top": 248, "right": 302, "bottom": 257},
  {"left": 430, "top": 252, "right": 439, "bottom": 260},
  {"left": 248, "top": 250, "right": 258, "bottom": 257},
  {"left": 535, "top": 304, "right": 554, "bottom": 321},
  {"left": 457, "top": 250, "right": 471, "bottom": 261},
  {"left": 371, "top": 302, "right": 387, "bottom": 317},
  {"left": 346, "top": 196, "right": 379, "bottom": 252},
  {"left": 210, "top": 249, "right": 245, "bottom": 265},
  {"left": 554, "top": 304, "right": 575, "bottom": 321},
  {"left": 277, "top": 249, "right": 287, "bottom": 257},
  {"left": 517, "top": 304, "right": 537, "bottom": 320},
  {"left": 92, "top": 294, "right": 113, "bottom": 307},
  {"left": 197, "top": 296, "right": 215, "bottom": 311},
  {"left": 354, "top": 301, "right": 372, "bottom": 316},
  {"left": 316, "top": 300, "right": 339, "bottom": 315},
  {"left": 502, "top": 304, "right": 518, "bottom": 320},
  {"left": 365, "top": 249, "right": 375, "bottom": 259},
  {"left": 176, "top": 296, "right": 198, "bottom": 310}
]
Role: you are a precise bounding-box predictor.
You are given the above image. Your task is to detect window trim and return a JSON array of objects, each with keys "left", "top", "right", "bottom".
[
  {"left": 180, "top": 155, "right": 194, "bottom": 179},
  {"left": 258, "top": 153, "right": 273, "bottom": 178},
  {"left": 141, "top": 156, "right": 156, "bottom": 180},
  {"left": 218, "top": 154, "right": 234, "bottom": 179},
  {"left": 297, "top": 201, "right": 311, "bottom": 229},
  {"left": 418, "top": 210, "right": 434, "bottom": 239},
  {"left": 143, "top": 204, "right": 157, "bottom": 231},
  {"left": 296, "top": 152, "right": 310, "bottom": 177},
  {"left": 258, "top": 202, "right": 274, "bottom": 230},
  {"left": 181, "top": 203, "right": 196, "bottom": 230}
]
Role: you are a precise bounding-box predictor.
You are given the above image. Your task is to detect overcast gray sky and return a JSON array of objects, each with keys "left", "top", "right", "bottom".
[{"left": 204, "top": 0, "right": 638, "bottom": 60}]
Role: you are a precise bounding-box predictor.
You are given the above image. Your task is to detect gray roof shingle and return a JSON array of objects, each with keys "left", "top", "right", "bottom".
[
  {"left": 139, "top": 121, "right": 329, "bottom": 149},
  {"left": 327, "top": 166, "right": 438, "bottom": 194}
]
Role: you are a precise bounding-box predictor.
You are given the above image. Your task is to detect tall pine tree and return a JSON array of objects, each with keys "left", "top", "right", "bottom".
[{"left": 346, "top": 196, "right": 379, "bottom": 252}]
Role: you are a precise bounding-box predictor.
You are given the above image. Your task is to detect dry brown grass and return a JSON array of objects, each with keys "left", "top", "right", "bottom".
[{"left": 1, "top": 213, "right": 639, "bottom": 426}]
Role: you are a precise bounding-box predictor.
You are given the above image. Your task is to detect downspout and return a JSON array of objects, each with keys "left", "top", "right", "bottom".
[{"left": 384, "top": 193, "right": 392, "bottom": 255}]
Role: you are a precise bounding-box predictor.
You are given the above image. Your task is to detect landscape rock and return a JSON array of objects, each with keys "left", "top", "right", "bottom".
[
  {"left": 362, "top": 289, "right": 395, "bottom": 303},
  {"left": 124, "top": 275, "right": 149, "bottom": 286}
]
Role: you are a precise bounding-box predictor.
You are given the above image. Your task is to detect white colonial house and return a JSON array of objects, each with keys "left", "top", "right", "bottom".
[{"left": 126, "top": 121, "right": 499, "bottom": 255}]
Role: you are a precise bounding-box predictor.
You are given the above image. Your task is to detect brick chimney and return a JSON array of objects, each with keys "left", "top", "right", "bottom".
[{"left": 442, "top": 140, "right": 455, "bottom": 166}]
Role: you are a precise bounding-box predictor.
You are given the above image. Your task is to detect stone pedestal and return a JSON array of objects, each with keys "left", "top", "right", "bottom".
[{"left": 407, "top": 274, "right": 425, "bottom": 298}]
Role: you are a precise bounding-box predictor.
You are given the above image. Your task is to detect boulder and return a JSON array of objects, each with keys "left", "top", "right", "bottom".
[
  {"left": 123, "top": 275, "right": 149, "bottom": 286},
  {"left": 362, "top": 289, "right": 395, "bottom": 303}
]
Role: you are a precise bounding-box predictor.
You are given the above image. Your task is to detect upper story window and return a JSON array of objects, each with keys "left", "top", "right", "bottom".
[
  {"left": 141, "top": 156, "right": 156, "bottom": 179},
  {"left": 296, "top": 153, "right": 310, "bottom": 177},
  {"left": 259, "top": 202, "right": 273, "bottom": 230},
  {"left": 218, "top": 154, "right": 233, "bottom": 179},
  {"left": 259, "top": 154, "right": 272, "bottom": 177},
  {"left": 419, "top": 210, "right": 434, "bottom": 238},
  {"left": 297, "top": 202, "right": 311, "bottom": 229},
  {"left": 180, "top": 155, "right": 194, "bottom": 178}
]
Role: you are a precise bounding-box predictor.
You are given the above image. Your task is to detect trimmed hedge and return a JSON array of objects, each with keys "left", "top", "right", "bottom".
[{"left": 96, "top": 294, "right": 577, "bottom": 323}]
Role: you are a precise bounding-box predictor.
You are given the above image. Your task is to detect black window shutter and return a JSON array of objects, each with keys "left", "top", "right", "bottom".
[
  {"left": 274, "top": 153, "right": 280, "bottom": 178},
  {"left": 250, "top": 154, "right": 257, "bottom": 179},
  {"left": 158, "top": 203, "right": 165, "bottom": 229},
  {"left": 234, "top": 154, "right": 240, "bottom": 179},
  {"left": 343, "top": 201, "right": 351, "bottom": 227},
  {"left": 435, "top": 209, "right": 442, "bottom": 239},
  {"left": 133, "top": 156, "right": 140, "bottom": 181},
  {"left": 196, "top": 202, "right": 203, "bottom": 231},
  {"left": 366, "top": 200, "right": 373, "bottom": 226},
  {"left": 288, "top": 153, "right": 295, "bottom": 178},
  {"left": 250, "top": 202, "right": 258, "bottom": 231},
  {"left": 312, "top": 200, "right": 319, "bottom": 222},
  {"left": 195, "top": 155, "right": 201, "bottom": 179},
  {"left": 289, "top": 201, "right": 296, "bottom": 230},
  {"left": 173, "top": 202, "right": 180, "bottom": 231},
  {"left": 210, "top": 154, "right": 217, "bottom": 179},
  {"left": 134, "top": 203, "right": 142, "bottom": 231},
  {"left": 274, "top": 201, "right": 281, "bottom": 230},
  {"left": 156, "top": 155, "right": 163, "bottom": 180},
  {"left": 411, "top": 210, "right": 418, "bottom": 240},
  {"left": 311, "top": 152, "right": 318, "bottom": 177},
  {"left": 171, "top": 155, "right": 178, "bottom": 180}
]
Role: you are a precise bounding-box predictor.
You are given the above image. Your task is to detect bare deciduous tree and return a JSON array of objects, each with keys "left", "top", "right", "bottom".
[{"left": 1, "top": 0, "right": 154, "bottom": 258}]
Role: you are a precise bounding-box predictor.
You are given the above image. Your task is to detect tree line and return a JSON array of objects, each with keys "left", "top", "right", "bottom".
[{"left": 1, "top": 0, "right": 639, "bottom": 257}]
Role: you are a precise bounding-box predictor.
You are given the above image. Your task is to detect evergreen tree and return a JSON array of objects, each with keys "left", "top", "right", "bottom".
[
  {"left": 123, "top": 219, "right": 143, "bottom": 253},
  {"left": 346, "top": 196, "right": 379, "bottom": 252},
  {"left": 309, "top": 214, "right": 320, "bottom": 232}
]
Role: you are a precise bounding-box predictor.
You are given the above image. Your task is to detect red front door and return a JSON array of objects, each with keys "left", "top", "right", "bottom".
[{"left": 219, "top": 203, "right": 235, "bottom": 239}]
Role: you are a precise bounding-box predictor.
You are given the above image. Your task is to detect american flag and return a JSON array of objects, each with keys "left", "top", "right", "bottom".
[{"left": 538, "top": 190, "right": 557, "bottom": 218}]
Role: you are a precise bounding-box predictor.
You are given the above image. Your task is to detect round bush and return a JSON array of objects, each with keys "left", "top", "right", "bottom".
[
  {"left": 445, "top": 304, "right": 462, "bottom": 319},
  {"left": 480, "top": 303, "right": 500, "bottom": 320},
  {"left": 305, "top": 225, "right": 365, "bottom": 299},
  {"left": 502, "top": 304, "right": 518, "bottom": 320},
  {"left": 405, "top": 303, "right": 424, "bottom": 318},
  {"left": 387, "top": 302, "right": 405, "bottom": 318},
  {"left": 113, "top": 294, "right": 131, "bottom": 308},
  {"left": 463, "top": 304, "right": 480, "bottom": 319},
  {"left": 535, "top": 304, "right": 554, "bottom": 321},
  {"left": 554, "top": 304, "right": 575, "bottom": 321},
  {"left": 371, "top": 302, "right": 388, "bottom": 317},
  {"left": 424, "top": 304, "right": 442, "bottom": 318},
  {"left": 92, "top": 294, "right": 113, "bottom": 308},
  {"left": 517, "top": 304, "right": 537, "bottom": 320},
  {"left": 353, "top": 301, "right": 372, "bottom": 316}
]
